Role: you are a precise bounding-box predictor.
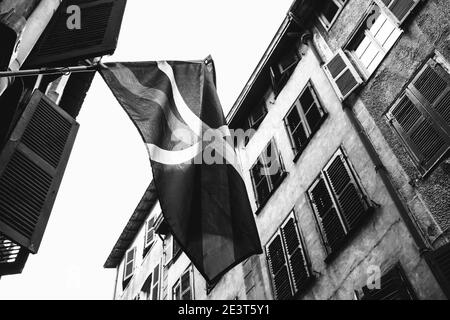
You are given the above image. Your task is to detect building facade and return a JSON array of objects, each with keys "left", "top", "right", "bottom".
[{"left": 106, "top": 0, "right": 450, "bottom": 300}]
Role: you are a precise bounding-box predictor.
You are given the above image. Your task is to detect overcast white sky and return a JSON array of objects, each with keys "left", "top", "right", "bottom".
[{"left": 0, "top": 0, "right": 293, "bottom": 300}]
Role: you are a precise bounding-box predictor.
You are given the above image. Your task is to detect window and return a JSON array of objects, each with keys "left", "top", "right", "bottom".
[
  {"left": 285, "top": 82, "right": 327, "bottom": 159},
  {"left": 123, "top": 247, "right": 136, "bottom": 282},
  {"left": 323, "top": 50, "right": 363, "bottom": 100},
  {"left": 173, "top": 267, "right": 193, "bottom": 300},
  {"left": 347, "top": 4, "right": 402, "bottom": 78},
  {"left": 308, "top": 148, "right": 372, "bottom": 257},
  {"left": 250, "top": 140, "right": 286, "bottom": 209},
  {"left": 242, "top": 100, "right": 268, "bottom": 145},
  {"left": 266, "top": 213, "right": 312, "bottom": 300},
  {"left": 361, "top": 264, "right": 416, "bottom": 300},
  {"left": 317, "top": 0, "right": 348, "bottom": 30},
  {"left": 387, "top": 57, "right": 450, "bottom": 176},
  {"left": 143, "top": 217, "right": 155, "bottom": 257},
  {"left": 380, "top": 0, "right": 421, "bottom": 24},
  {"left": 172, "top": 236, "right": 182, "bottom": 261},
  {"left": 270, "top": 48, "right": 301, "bottom": 97},
  {"left": 140, "top": 264, "right": 160, "bottom": 300}
]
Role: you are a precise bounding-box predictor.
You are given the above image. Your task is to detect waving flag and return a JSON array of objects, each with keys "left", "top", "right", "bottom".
[{"left": 100, "top": 57, "right": 262, "bottom": 283}]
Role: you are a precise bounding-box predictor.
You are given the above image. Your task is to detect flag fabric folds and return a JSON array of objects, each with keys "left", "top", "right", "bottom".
[{"left": 100, "top": 57, "right": 262, "bottom": 283}]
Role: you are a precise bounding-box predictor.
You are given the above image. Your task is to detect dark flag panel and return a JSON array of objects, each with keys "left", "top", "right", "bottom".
[{"left": 100, "top": 58, "right": 262, "bottom": 283}]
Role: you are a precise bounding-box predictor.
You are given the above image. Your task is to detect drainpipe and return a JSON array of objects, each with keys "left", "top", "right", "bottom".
[{"left": 0, "top": 0, "right": 62, "bottom": 96}]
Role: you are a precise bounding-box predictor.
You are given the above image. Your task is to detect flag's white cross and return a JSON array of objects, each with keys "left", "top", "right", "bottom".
[{"left": 144, "top": 62, "right": 243, "bottom": 178}]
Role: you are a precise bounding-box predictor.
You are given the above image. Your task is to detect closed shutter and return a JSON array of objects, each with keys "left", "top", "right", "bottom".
[
  {"left": 0, "top": 234, "right": 29, "bottom": 276},
  {"left": 381, "top": 0, "right": 420, "bottom": 24},
  {"left": 362, "top": 264, "right": 416, "bottom": 300},
  {"left": 324, "top": 152, "right": 370, "bottom": 232},
  {"left": 266, "top": 234, "right": 292, "bottom": 299},
  {"left": 152, "top": 264, "right": 160, "bottom": 300},
  {"left": 387, "top": 60, "right": 450, "bottom": 174},
  {"left": 0, "top": 90, "right": 79, "bottom": 253},
  {"left": 323, "top": 50, "right": 363, "bottom": 100},
  {"left": 281, "top": 217, "right": 311, "bottom": 294},
  {"left": 309, "top": 178, "right": 346, "bottom": 253},
  {"left": 426, "top": 243, "right": 450, "bottom": 298},
  {"left": 24, "top": 0, "right": 127, "bottom": 68}
]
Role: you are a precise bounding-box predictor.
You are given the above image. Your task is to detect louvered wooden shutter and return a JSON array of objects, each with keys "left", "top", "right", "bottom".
[
  {"left": 323, "top": 152, "right": 370, "bottom": 232},
  {"left": 152, "top": 264, "right": 160, "bottom": 300},
  {"left": 266, "top": 234, "right": 292, "bottom": 299},
  {"left": 24, "top": 0, "right": 127, "bottom": 68},
  {"left": 387, "top": 60, "right": 450, "bottom": 174},
  {"left": 123, "top": 247, "right": 136, "bottom": 281},
  {"left": 362, "top": 264, "right": 416, "bottom": 300},
  {"left": 281, "top": 217, "right": 311, "bottom": 295},
  {"left": 144, "top": 218, "right": 155, "bottom": 248},
  {"left": 309, "top": 177, "right": 346, "bottom": 253},
  {"left": 426, "top": 243, "right": 450, "bottom": 298},
  {"left": 323, "top": 50, "right": 363, "bottom": 100},
  {"left": 381, "top": 0, "right": 420, "bottom": 24},
  {"left": 0, "top": 234, "right": 29, "bottom": 276},
  {"left": 0, "top": 90, "right": 79, "bottom": 254}
]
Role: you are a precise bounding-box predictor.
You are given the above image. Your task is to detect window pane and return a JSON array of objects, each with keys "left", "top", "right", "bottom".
[
  {"left": 305, "top": 103, "right": 323, "bottom": 132},
  {"left": 256, "top": 178, "right": 271, "bottom": 205},
  {"left": 182, "top": 289, "right": 192, "bottom": 300},
  {"left": 321, "top": 1, "right": 340, "bottom": 23},
  {"left": 174, "top": 284, "right": 181, "bottom": 300},
  {"left": 125, "top": 263, "right": 133, "bottom": 277},
  {"left": 292, "top": 124, "right": 308, "bottom": 152},
  {"left": 287, "top": 107, "right": 302, "bottom": 133},
  {"left": 299, "top": 89, "right": 315, "bottom": 114}
]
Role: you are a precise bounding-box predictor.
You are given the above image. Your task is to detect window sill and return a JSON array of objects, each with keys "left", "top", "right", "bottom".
[{"left": 254, "top": 171, "right": 289, "bottom": 216}]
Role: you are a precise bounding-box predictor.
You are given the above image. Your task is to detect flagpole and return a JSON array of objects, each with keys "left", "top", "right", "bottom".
[{"left": 0, "top": 64, "right": 100, "bottom": 78}]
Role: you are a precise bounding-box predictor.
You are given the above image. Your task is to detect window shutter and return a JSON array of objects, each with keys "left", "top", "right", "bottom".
[
  {"left": 323, "top": 152, "right": 370, "bottom": 232},
  {"left": 266, "top": 234, "right": 292, "bottom": 300},
  {"left": 388, "top": 92, "right": 449, "bottom": 174},
  {"left": 24, "top": 0, "right": 127, "bottom": 68},
  {"left": 382, "top": 0, "right": 420, "bottom": 24},
  {"left": 408, "top": 61, "right": 450, "bottom": 132},
  {"left": 123, "top": 247, "right": 136, "bottom": 281},
  {"left": 281, "top": 217, "right": 311, "bottom": 294},
  {"left": 172, "top": 236, "right": 182, "bottom": 260},
  {"left": 323, "top": 50, "right": 363, "bottom": 100},
  {"left": 278, "top": 51, "right": 300, "bottom": 75},
  {"left": 309, "top": 178, "right": 346, "bottom": 253},
  {"left": 144, "top": 218, "right": 155, "bottom": 248},
  {"left": 180, "top": 269, "right": 192, "bottom": 300},
  {"left": 426, "top": 243, "right": 450, "bottom": 298},
  {"left": 152, "top": 264, "right": 160, "bottom": 300},
  {"left": 0, "top": 90, "right": 79, "bottom": 253},
  {"left": 0, "top": 234, "right": 29, "bottom": 276},
  {"left": 362, "top": 264, "right": 416, "bottom": 300}
]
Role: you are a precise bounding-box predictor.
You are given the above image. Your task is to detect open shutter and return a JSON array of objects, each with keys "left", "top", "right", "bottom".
[
  {"left": 0, "top": 90, "right": 79, "bottom": 253},
  {"left": 323, "top": 151, "right": 370, "bottom": 232},
  {"left": 426, "top": 243, "right": 450, "bottom": 298},
  {"left": 123, "top": 247, "right": 136, "bottom": 282},
  {"left": 381, "top": 0, "right": 420, "bottom": 24},
  {"left": 266, "top": 234, "right": 292, "bottom": 299},
  {"left": 144, "top": 218, "right": 155, "bottom": 248},
  {"left": 408, "top": 60, "right": 450, "bottom": 134},
  {"left": 362, "top": 264, "right": 416, "bottom": 300},
  {"left": 0, "top": 234, "right": 29, "bottom": 276},
  {"left": 388, "top": 88, "right": 450, "bottom": 175},
  {"left": 309, "top": 177, "right": 346, "bottom": 254},
  {"left": 323, "top": 50, "right": 363, "bottom": 100},
  {"left": 180, "top": 268, "right": 192, "bottom": 300},
  {"left": 24, "top": 0, "right": 127, "bottom": 68},
  {"left": 281, "top": 216, "right": 311, "bottom": 295},
  {"left": 152, "top": 264, "right": 160, "bottom": 300}
]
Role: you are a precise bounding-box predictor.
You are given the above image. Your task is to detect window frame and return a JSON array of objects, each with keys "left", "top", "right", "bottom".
[
  {"left": 345, "top": 2, "right": 403, "bottom": 80},
  {"left": 284, "top": 81, "right": 328, "bottom": 160},
  {"left": 172, "top": 266, "right": 194, "bottom": 300},
  {"left": 317, "top": 0, "right": 348, "bottom": 31},
  {"left": 249, "top": 139, "right": 287, "bottom": 211},
  {"left": 143, "top": 217, "right": 155, "bottom": 257}
]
